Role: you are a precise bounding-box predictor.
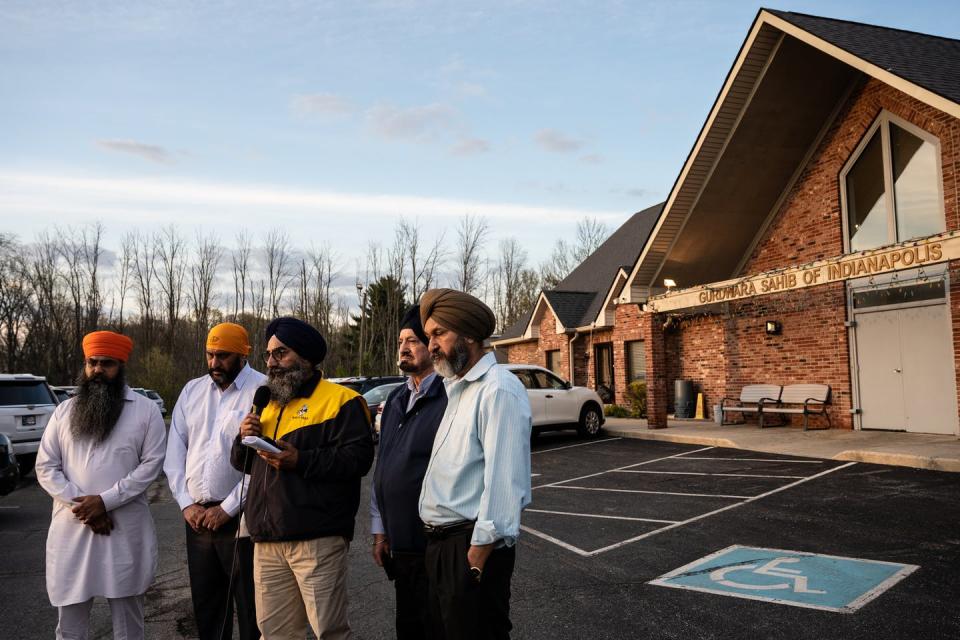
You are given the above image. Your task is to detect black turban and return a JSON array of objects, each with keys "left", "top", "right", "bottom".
[
  {"left": 265, "top": 317, "right": 327, "bottom": 365},
  {"left": 420, "top": 288, "right": 496, "bottom": 341},
  {"left": 400, "top": 304, "right": 428, "bottom": 345}
]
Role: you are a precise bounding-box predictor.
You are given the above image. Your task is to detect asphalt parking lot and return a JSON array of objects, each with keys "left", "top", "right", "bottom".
[{"left": 3, "top": 434, "right": 959, "bottom": 639}]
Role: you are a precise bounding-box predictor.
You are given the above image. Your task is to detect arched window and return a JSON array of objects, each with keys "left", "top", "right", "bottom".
[{"left": 841, "top": 111, "right": 944, "bottom": 253}]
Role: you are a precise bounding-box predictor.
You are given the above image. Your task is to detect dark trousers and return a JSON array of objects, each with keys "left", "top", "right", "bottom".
[
  {"left": 424, "top": 528, "right": 516, "bottom": 640},
  {"left": 391, "top": 551, "right": 436, "bottom": 640},
  {"left": 184, "top": 518, "right": 259, "bottom": 640}
]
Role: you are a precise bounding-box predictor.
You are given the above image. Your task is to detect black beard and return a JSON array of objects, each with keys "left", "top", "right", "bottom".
[
  {"left": 433, "top": 337, "right": 471, "bottom": 379},
  {"left": 71, "top": 366, "right": 127, "bottom": 443},
  {"left": 267, "top": 359, "right": 313, "bottom": 406}
]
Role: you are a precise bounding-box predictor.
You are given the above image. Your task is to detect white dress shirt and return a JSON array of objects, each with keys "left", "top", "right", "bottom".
[
  {"left": 418, "top": 352, "right": 532, "bottom": 547},
  {"left": 164, "top": 363, "right": 267, "bottom": 517}
]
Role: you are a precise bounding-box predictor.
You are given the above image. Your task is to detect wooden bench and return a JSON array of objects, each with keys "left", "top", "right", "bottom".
[
  {"left": 760, "top": 384, "right": 831, "bottom": 430},
  {"left": 719, "top": 384, "right": 782, "bottom": 425}
]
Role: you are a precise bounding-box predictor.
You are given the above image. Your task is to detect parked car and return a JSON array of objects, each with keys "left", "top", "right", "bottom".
[
  {"left": 330, "top": 376, "right": 407, "bottom": 395},
  {"left": 507, "top": 365, "right": 605, "bottom": 438},
  {"left": 362, "top": 381, "right": 406, "bottom": 443},
  {"left": 0, "top": 433, "right": 20, "bottom": 496},
  {"left": 0, "top": 373, "right": 58, "bottom": 476},
  {"left": 50, "top": 385, "right": 77, "bottom": 404},
  {"left": 132, "top": 388, "right": 166, "bottom": 416}
]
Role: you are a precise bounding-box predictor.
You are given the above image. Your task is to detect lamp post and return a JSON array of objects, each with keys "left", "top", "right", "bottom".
[{"left": 356, "top": 282, "right": 365, "bottom": 376}]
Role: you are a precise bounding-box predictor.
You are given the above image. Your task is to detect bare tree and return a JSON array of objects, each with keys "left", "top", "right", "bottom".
[
  {"left": 131, "top": 232, "right": 159, "bottom": 347},
  {"left": 263, "top": 228, "right": 292, "bottom": 317},
  {"left": 231, "top": 230, "right": 252, "bottom": 318},
  {"left": 188, "top": 232, "right": 223, "bottom": 349},
  {"left": 111, "top": 233, "right": 135, "bottom": 330},
  {"left": 453, "top": 214, "right": 489, "bottom": 294},
  {"left": 572, "top": 217, "right": 609, "bottom": 262},
  {"left": 493, "top": 237, "right": 541, "bottom": 331},
  {"left": 156, "top": 225, "right": 188, "bottom": 346},
  {"left": 395, "top": 218, "right": 446, "bottom": 303},
  {"left": 540, "top": 217, "right": 610, "bottom": 288},
  {"left": 0, "top": 234, "right": 30, "bottom": 371}
]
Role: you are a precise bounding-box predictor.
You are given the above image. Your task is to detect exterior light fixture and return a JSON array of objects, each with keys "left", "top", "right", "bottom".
[
  {"left": 765, "top": 320, "right": 782, "bottom": 335},
  {"left": 663, "top": 278, "right": 677, "bottom": 290}
]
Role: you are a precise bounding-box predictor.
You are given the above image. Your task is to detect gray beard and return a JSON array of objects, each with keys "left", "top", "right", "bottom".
[
  {"left": 267, "top": 359, "right": 313, "bottom": 406},
  {"left": 433, "top": 338, "right": 471, "bottom": 379},
  {"left": 71, "top": 367, "right": 127, "bottom": 444}
]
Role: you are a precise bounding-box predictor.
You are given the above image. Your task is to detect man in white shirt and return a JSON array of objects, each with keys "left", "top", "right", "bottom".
[
  {"left": 36, "top": 330, "right": 166, "bottom": 640},
  {"left": 165, "top": 322, "right": 266, "bottom": 640}
]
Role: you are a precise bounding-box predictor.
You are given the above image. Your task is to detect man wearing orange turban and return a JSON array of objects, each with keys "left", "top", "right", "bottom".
[
  {"left": 165, "top": 322, "right": 266, "bottom": 640},
  {"left": 36, "top": 330, "right": 166, "bottom": 640}
]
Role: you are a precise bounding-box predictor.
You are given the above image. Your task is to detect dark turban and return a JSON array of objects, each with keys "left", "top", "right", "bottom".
[
  {"left": 400, "top": 304, "right": 429, "bottom": 345},
  {"left": 265, "top": 317, "right": 327, "bottom": 365},
  {"left": 420, "top": 288, "right": 496, "bottom": 342}
]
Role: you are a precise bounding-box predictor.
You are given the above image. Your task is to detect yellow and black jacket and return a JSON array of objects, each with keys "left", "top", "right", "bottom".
[{"left": 230, "top": 375, "right": 374, "bottom": 542}]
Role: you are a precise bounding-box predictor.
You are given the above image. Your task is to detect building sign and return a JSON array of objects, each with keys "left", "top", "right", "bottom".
[{"left": 646, "top": 231, "right": 960, "bottom": 312}]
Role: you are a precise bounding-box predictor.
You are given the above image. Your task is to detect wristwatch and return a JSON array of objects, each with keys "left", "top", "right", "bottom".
[{"left": 469, "top": 566, "right": 482, "bottom": 583}]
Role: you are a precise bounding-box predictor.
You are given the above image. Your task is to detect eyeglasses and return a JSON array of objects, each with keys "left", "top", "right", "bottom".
[
  {"left": 261, "top": 347, "right": 290, "bottom": 363},
  {"left": 85, "top": 357, "right": 119, "bottom": 369}
]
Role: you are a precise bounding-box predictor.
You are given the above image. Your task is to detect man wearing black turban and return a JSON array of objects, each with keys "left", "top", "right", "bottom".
[{"left": 232, "top": 316, "right": 374, "bottom": 639}]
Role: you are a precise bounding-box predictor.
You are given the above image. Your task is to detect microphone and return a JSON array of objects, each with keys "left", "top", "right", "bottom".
[{"left": 250, "top": 386, "right": 271, "bottom": 416}]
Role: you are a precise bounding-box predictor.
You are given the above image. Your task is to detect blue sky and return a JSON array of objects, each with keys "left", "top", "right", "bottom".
[{"left": 1, "top": 0, "right": 956, "bottom": 278}]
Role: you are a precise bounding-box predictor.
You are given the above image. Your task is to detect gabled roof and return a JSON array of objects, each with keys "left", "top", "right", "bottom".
[
  {"left": 624, "top": 9, "right": 960, "bottom": 299},
  {"left": 768, "top": 10, "right": 960, "bottom": 107},
  {"left": 495, "top": 202, "right": 663, "bottom": 342}
]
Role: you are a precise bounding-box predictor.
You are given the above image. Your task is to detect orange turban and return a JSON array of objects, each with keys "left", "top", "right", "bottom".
[
  {"left": 82, "top": 331, "right": 134, "bottom": 362},
  {"left": 207, "top": 322, "right": 251, "bottom": 355},
  {"left": 420, "top": 288, "right": 497, "bottom": 341}
]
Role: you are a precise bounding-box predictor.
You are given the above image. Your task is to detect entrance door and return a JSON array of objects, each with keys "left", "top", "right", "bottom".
[
  {"left": 853, "top": 280, "right": 959, "bottom": 434},
  {"left": 594, "top": 343, "right": 614, "bottom": 403}
]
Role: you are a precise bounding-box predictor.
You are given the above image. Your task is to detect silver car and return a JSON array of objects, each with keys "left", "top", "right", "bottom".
[
  {"left": 508, "top": 365, "right": 605, "bottom": 438},
  {"left": 0, "top": 373, "right": 58, "bottom": 476}
]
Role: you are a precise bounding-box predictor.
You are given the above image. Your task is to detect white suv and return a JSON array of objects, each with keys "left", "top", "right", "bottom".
[
  {"left": 507, "top": 365, "right": 605, "bottom": 438},
  {"left": 0, "top": 373, "right": 58, "bottom": 476}
]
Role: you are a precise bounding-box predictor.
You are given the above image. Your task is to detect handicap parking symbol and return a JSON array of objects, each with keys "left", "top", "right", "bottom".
[{"left": 650, "top": 545, "right": 918, "bottom": 613}]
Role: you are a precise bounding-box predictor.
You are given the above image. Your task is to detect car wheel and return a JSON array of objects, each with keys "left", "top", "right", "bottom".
[
  {"left": 577, "top": 405, "right": 603, "bottom": 438},
  {"left": 17, "top": 453, "right": 36, "bottom": 477}
]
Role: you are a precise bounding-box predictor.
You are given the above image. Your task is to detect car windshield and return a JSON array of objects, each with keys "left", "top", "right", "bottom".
[
  {"left": 146, "top": 391, "right": 161, "bottom": 400},
  {"left": 339, "top": 382, "right": 362, "bottom": 392},
  {"left": 0, "top": 381, "right": 56, "bottom": 406},
  {"left": 363, "top": 382, "right": 404, "bottom": 404}
]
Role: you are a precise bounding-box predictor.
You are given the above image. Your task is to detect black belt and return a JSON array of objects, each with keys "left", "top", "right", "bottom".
[{"left": 422, "top": 520, "right": 474, "bottom": 540}]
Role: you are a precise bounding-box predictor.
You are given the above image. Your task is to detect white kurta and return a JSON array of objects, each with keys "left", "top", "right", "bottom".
[{"left": 35, "top": 387, "right": 167, "bottom": 606}]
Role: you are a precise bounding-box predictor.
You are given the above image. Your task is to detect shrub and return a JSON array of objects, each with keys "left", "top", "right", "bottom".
[
  {"left": 626, "top": 380, "right": 647, "bottom": 418},
  {"left": 604, "top": 404, "right": 629, "bottom": 418}
]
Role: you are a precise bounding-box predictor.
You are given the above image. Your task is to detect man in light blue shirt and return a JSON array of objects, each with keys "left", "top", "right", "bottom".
[{"left": 418, "top": 288, "right": 532, "bottom": 640}]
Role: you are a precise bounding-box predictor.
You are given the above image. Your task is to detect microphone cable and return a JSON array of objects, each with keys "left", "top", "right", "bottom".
[{"left": 217, "top": 445, "right": 250, "bottom": 640}]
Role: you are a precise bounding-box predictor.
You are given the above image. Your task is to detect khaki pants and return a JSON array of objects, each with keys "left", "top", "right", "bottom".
[{"left": 254, "top": 537, "right": 351, "bottom": 640}]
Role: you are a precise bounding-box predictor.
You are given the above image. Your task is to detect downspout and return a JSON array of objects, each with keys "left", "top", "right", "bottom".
[{"left": 567, "top": 330, "right": 580, "bottom": 386}]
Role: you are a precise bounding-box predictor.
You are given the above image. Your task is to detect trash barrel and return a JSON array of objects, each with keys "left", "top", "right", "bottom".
[{"left": 674, "top": 380, "right": 696, "bottom": 418}]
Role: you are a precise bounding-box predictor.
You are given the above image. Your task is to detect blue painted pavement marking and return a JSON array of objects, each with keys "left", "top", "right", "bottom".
[{"left": 649, "top": 545, "right": 918, "bottom": 613}]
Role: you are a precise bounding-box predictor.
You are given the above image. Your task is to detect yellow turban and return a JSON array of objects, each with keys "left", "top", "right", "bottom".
[
  {"left": 82, "top": 331, "right": 134, "bottom": 362},
  {"left": 206, "top": 322, "right": 251, "bottom": 355},
  {"left": 420, "top": 288, "right": 497, "bottom": 341}
]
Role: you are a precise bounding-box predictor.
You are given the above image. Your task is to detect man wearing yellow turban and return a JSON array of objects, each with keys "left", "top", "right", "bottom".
[
  {"left": 36, "top": 330, "right": 166, "bottom": 639},
  {"left": 165, "top": 322, "right": 266, "bottom": 640}
]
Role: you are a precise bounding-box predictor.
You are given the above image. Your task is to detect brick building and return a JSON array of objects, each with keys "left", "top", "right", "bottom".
[{"left": 493, "top": 9, "right": 960, "bottom": 435}]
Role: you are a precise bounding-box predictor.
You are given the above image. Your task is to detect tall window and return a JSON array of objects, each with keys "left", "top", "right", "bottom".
[
  {"left": 626, "top": 340, "right": 646, "bottom": 382},
  {"left": 842, "top": 112, "right": 944, "bottom": 252},
  {"left": 545, "top": 350, "right": 561, "bottom": 376}
]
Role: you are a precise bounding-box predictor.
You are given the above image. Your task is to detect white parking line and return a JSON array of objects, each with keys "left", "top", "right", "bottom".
[
  {"left": 613, "top": 470, "right": 806, "bottom": 479},
  {"left": 583, "top": 462, "right": 857, "bottom": 556},
  {"left": 672, "top": 456, "right": 824, "bottom": 464},
  {"left": 551, "top": 485, "right": 753, "bottom": 500},
  {"left": 531, "top": 437, "right": 622, "bottom": 455},
  {"left": 533, "top": 446, "right": 716, "bottom": 490},
  {"left": 525, "top": 508, "right": 677, "bottom": 524}
]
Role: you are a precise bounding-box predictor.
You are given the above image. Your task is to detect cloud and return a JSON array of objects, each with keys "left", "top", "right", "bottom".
[
  {"left": 96, "top": 139, "right": 174, "bottom": 164},
  {"left": 366, "top": 103, "right": 458, "bottom": 141},
  {"left": 534, "top": 129, "right": 584, "bottom": 154},
  {"left": 451, "top": 137, "right": 490, "bottom": 156},
  {"left": 291, "top": 93, "right": 353, "bottom": 117},
  {"left": 457, "top": 82, "right": 487, "bottom": 98},
  {"left": 580, "top": 153, "right": 603, "bottom": 165}
]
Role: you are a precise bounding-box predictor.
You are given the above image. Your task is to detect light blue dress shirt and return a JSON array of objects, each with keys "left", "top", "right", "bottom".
[{"left": 418, "top": 352, "right": 532, "bottom": 547}]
